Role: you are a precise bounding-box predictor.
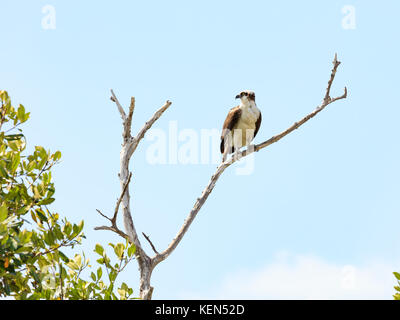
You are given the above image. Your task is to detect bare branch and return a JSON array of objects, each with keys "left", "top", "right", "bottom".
[
  {"left": 324, "top": 53, "right": 341, "bottom": 104},
  {"left": 95, "top": 171, "right": 132, "bottom": 240},
  {"left": 112, "top": 172, "right": 132, "bottom": 224},
  {"left": 97, "top": 93, "right": 171, "bottom": 299},
  {"left": 96, "top": 209, "right": 111, "bottom": 222},
  {"left": 110, "top": 89, "right": 126, "bottom": 121},
  {"left": 94, "top": 225, "right": 129, "bottom": 240},
  {"left": 124, "top": 97, "right": 135, "bottom": 140},
  {"left": 95, "top": 208, "right": 130, "bottom": 241},
  {"left": 152, "top": 54, "right": 348, "bottom": 267},
  {"left": 245, "top": 87, "right": 347, "bottom": 158},
  {"left": 142, "top": 232, "right": 159, "bottom": 254},
  {"left": 99, "top": 54, "right": 347, "bottom": 300}
]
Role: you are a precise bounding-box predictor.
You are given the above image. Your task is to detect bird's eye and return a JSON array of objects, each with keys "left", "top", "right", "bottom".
[{"left": 244, "top": 92, "right": 248, "bottom": 96}]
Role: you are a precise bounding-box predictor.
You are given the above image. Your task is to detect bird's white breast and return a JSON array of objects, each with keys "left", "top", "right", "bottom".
[
  {"left": 233, "top": 103, "right": 261, "bottom": 147},
  {"left": 242, "top": 104, "right": 260, "bottom": 124},
  {"left": 236, "top": 104, "right": 260, "bottom": 129}
]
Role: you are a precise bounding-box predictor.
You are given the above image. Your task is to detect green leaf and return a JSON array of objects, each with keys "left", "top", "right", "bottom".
[
  {"left": 26, "top": 161, "right": 36, "bottom": 172},
  {"left": 36, "top": 209, "right": 48, "bottom": 222},
  {"left": 63, "top": 222, "right": 72, "bottom": 236},
  {"left": 27, "top": 293, "right": 41, "bottom": 300},
  {"left": 0, "top": 205, "right": 8, "bottom": 222},
  {"left": 37, "top": 157, "right": 47, "bottom": 170},
  {"left": 24, "top": 112, "right": 30, "bottom": 122},
  {"left": 32, "top": 186, "right": 41, "bottom": 200},
  {"left": 117, "top": 288, "right": 126, "bottom": 299},
  {"left": 97, "top": 267, "right": 102, "bottom": 280},
  {"left": 5, "top": 134, "right": 24, "bottom": 141},
  {"left": 19, "top": 229, "right": 32, "bottom": 244},
  {"left": 74, "top": 254, "right": 82, "bottom": 268},
  {"left": 67, "top": 260, "right": 79, "bottom": 270},
  {"left": 16, "top": 206, "right": 28, "bottom": 215},
  {"left": 38, "top": 197, "right": 55, "bottom": 205},
  {"left": 94, "top": 244, "right": 104, "bottom": 256},
  {"left": 9, "top": 237, "right": 19, "bottom": 250},
  {"left": 72, "top": 221, "right": 84, "bottom": 237},
  {"left": 114, "top": 243, "right": 124, "bottom": 259},
  {"left": 0, "top": 165, "right": 8, "bottom": 178},
  {"left": 53, "top": 151, "right": 62, "bottom": 161},
  {"left": 59, "top": 251, "right": 70, "bottom": 263},
  {"left": 127, "top": 244, "right": 136, "bottom": 258},
  {"left": 35, "top": 146, "right": 47, "bottom": 158},
  {"left": 4, "top": 280, "right": 11, "bottom": 295},
  {"left": 44, "top": 230, "right": 56, "bottom": 246},
  {"left": 77, "top": 220, "right": 84, "bottom": 233},
  {"left": 394, "top": 272, "right": 400, "bottom": 281},
  {"left": 17, "top": 104, "right": 27, "bottom": 123},
  {"left": 8, "top": 141, "right": 20, "bottom": 151},
  {"left": 53, "top": 226, "right": 64, "bottom": 241},
  {"left": 11, "top": 153, "right": 20, "bottom": 172},
  {"left": 109, "top": 271, "right": 117, "bottom": 282},
  {"left": 30, "top": 268, "right": 41, "bottom": 284}
]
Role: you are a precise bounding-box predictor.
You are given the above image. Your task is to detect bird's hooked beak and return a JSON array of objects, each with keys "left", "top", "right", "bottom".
[{"left": 235, "top": 94, "right": 240, "bottom": 99}]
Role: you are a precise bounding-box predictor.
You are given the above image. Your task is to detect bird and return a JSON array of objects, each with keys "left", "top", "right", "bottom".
[{"left": 220, "top": 90, "right": 262, "bottom": 162}]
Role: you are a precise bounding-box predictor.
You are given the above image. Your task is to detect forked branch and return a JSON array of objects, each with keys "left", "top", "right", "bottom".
[
  {"left": 95, "top": 54, "right": 348, "bottom": 300},
  {"left": 94, "top": 172, "right": 132, "bottom": 237},
  {"left": 95, "top": 91, "right": 171, "bottom": 299}
]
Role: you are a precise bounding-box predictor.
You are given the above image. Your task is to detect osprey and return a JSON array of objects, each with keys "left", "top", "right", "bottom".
[{"left": 220, "top": 90, "right": 262, "bottom": 162}]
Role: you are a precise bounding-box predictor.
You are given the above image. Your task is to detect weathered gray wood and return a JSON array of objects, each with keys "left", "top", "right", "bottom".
[{"left": 95, "top": 54, "right": 347, "bottom": 300}]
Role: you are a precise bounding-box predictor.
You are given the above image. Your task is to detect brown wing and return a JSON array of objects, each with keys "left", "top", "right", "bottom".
[
  {"left": 254, "top": 112, "right": 262, "bottom": 138},
  {"left": 220, "top": 106, "right": 241, "bottom": 154}
]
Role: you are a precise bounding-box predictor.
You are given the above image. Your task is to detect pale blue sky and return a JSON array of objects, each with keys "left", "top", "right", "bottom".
[{"left": 1, "top": 0, "right": 399, "bottom": 299}]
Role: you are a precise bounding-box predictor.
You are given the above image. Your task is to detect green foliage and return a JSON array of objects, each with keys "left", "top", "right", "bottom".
[
  {"left": 0, "top": 90, "right": 136, "bottom": 299},
  {"left": 394, "top": 272, "right": 400, "bottom": 300}
]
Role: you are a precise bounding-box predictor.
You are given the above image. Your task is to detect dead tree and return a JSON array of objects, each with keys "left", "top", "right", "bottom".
[{"left": 95, "top": 54, "right": 348, "bottom": 300}]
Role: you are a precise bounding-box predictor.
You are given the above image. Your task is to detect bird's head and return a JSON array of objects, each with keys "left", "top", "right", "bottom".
[{"left": 235, "top": 90, "right": 256, "bottom": 105}]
